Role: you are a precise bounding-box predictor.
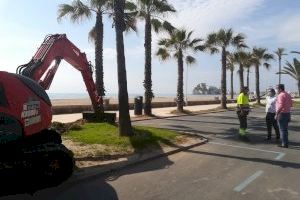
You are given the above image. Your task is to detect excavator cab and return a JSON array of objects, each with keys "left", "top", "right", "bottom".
[
  {"left": 0, "top": 83, "right": 8, "bottom": 107},
  {"left": 0, "top": 71, "right": 74, "bottom": 194}
]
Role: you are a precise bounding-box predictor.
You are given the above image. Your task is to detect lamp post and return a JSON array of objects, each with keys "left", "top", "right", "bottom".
[{"left": 185, "top": 65, "right": 189, "bottom": 106}]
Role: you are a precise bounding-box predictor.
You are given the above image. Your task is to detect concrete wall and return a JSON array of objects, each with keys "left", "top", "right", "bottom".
[{"left": 52, "top": 99, "right": 237, "bottom": 115}]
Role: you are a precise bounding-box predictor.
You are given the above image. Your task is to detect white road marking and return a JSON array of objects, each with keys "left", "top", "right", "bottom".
[
  {"left": 209, "top": 142, "right": 285, "bottom": 160},
  {"left": 275, "top": 152, "right": 286, "bottom": 160},
  {"left": 217, "top": 134, "right": 235, "bottom": 138},
  {"left": 233, "top": 170, "right": 264, "bottom": 192}
]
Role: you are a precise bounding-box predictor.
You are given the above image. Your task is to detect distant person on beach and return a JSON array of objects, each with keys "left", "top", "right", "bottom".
[
  {"left": 265, "top": 88, "right": 280, "bottom": 141},
  {"left": 275, "top": 84, "right": 293, "bottom": 148},
  {"left": 237, "top": 86, "right": 250, "bottom": 138}
]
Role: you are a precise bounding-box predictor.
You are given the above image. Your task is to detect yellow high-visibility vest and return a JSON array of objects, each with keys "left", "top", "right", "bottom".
[
  {"left": 237, "top": 93, "right": 249, "bottom": 105},
  {"left": 237, "top": 93, "right": 250, "bottom": 112}
]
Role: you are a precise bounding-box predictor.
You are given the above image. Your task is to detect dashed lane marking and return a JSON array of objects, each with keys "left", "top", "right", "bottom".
[
  {"left": 209, "top": 141, "right": 285, "bottom": 160},
  {"left": 233, "top": 170, "right": 264, "bottom": 192}
]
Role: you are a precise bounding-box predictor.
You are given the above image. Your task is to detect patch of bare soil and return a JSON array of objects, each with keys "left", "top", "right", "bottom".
[{"left": 63, "top": 135, "right": 202, "bottom": 169}]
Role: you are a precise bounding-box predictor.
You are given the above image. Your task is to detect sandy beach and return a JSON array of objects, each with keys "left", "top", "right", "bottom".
[{"left": 51, "top": 95, "right": 220, "bottom": 106}]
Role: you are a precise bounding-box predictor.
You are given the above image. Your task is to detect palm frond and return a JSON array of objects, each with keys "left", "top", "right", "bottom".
[
  {"left": 194, "top": 45, "right": 206, "bottom": 52},
  {"left": 274, "top": 47, "right": 288, "bottom": 58},
  {"left": 224, "top": 28, "right": 233, "bottom": 46},
  {"left": 263, "top": 62, "right": 271, "bottom": 69},
  {"left": 291, "top": 51, "right": 300, "bottom": 55},
  {"left": 208, "top": 47, "right": 219, "bottom": 55},
  {"left": 158, "top": 38, "right": 169, "bottom": 46},
  {"left": 156, "top": 47, "right": 170, "bottom": 60},
  {"left": 263, "top": 53, "right": 274, "bottom": 61},
  {"left": 232, "top": 33, "right": 246, "bottom": 49},
  {"left": 152, "top": 0, "right": 176, "bottom": 14},
  {"left": 125, "top": 1, "right": 137, "bottom": 11},
  {"left": 187, "top": 31, "right": 193, "bottom": 40},
  {"left": 185, "top": 55, "right": 196, "bottom": 65},
  {"left": 176, "top": 29, "right": 186, "bottom": 42},
  {"left": 218, "top": 29, "right": 227, "bottom": 46},
  {"left": 57, "top": 0, "right": 92, "bottom": 23},
  {"left": 90, "top": 0, "right": 108, "bottom": 10},
  {"left": 162, "top": 21, "right": 175, "bottom": 33},
  {"left": 88, "top": 26, "right": 96, "bottom": 43},
  {"left": 124, "top": 11, "right": 138, "bottom": 33},
  {"left": 189, "top": 38, "right": 202, "bottom": 47},
  {"left": 151, "top": 18, "right": 162, "bottom": 33},
  {"left": 283, "top": 63, "right": 297, "bottom": 76},
  {"left": 280, "top": 70, "right": 297, "bottom": 80},
  {"left": 206, "top": 32, "right": 218, "bottom": 46},
  {"left": 282, "top": 59, "right": 300, "bottom": 80},
  {"left": 57, "top": 4, "right": 75, "bottom": 21}
]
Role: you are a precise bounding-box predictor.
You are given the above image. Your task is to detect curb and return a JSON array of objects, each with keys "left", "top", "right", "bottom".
[
  {"left": 65, "top": 136, "right": 208, "bottom": 186},
  {"left": 130, "top": 107, "right": 236, "bottom": 122}
]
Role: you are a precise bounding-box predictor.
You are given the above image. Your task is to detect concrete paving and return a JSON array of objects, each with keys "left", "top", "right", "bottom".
[
  {"left": 2, "top": 107, "right": 299, "bottom": 200},
  {"left": 52, "top": 103, "right": 237, "bottom": 123}
]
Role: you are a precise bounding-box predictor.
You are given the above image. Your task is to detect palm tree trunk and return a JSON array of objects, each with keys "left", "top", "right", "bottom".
[
  {"left": 230, "top": 69, "right": 234, "bottom": 99},
  {"left": 247, "top": 68, "right": 250, "bottom": 88},
  {"left": 114, "top": 0, "right": 133, "bottom": 136},
  {"left": 95, "top": 13, "right": 105, "bottom": 112},
  {"left": 143, "top": 14, "right": 153, "bottom": 116},
  {"left": 221, "top": 47, "right": 227, "bottom": 109},
  {"left": 239, "top": 64, "right": 244, "bottom": 92},
  {"left": 298, "top": 80, "right": 300, "bottom": 97},
  {"left": 177, "top": 49, "right": 184, "bottom": 112},
  {"left": 279, "top": 57, "right": 281, "bottom": 85},
  {"left": 255, "top": 64, "right": 260, "bottom": 104}
]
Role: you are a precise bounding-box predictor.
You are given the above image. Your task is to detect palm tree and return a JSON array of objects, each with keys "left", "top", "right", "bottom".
[
  {"left": 252, "top": 47, "right": 274, "bottom": 104},
  {"left": 243, "top": 52, "right": 255, "bottom": 89},
  {"left": 291, "top": 51, "right": 300, "bottom": 54},
  {"left": 156, "top": 29, "right": 203, "bottom": 112},
  {"left": 114, "top": 0, "right": 133, "bottom": 136},
  {"left": 280, "top": 58, "right": 300, "bottom": 96},
  {"left": 204, "top": 29, "right": 247, "bottom": 109},
  {"left": 58, "top": 0, "right": 110, "bottom": 106},
  {"left": 136, "top": 0, "right": 176, "bottom": 116},
  {"left": 226, "top": 53, "right": 235, "bottom": 99},
  {"left": 57, "top": 0, "right": 137, "bottom": 113},
  {"left": 274, "top": 48, "right": 288, "bottom": 85},
  {"left": 232, "top": 51, "right": 251, "bottom": 92}
]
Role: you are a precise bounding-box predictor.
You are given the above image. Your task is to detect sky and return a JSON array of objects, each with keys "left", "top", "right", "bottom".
[{"left": 0, "top": 0, "right": 300, "bottom": 96}]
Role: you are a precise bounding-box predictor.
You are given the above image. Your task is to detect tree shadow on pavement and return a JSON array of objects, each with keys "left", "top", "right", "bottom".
[
  {"left": 0, "top": 127, "right": 176, "bottom": 199},
  {"left": 164, "top": 118, "right": 239, "bottom": 126},
  {"left": 39, "top": 129, "right": 174, "bottom": 199},
  {"left": 183, "top": 148, "right": 300, "bottom": 169}
]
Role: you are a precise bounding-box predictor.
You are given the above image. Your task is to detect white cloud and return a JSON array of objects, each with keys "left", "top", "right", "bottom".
[
  {"left": 239, "top": 13, "right": 300, "bottom": 46},
  {"left": 151, "top": 0, "right": 265, "bottom": 53},
  {"left": 277, "top": 15, "right": 300, "bottom": 45},
  {"left": 167, "top": 0, "right": 264, "bottom": 35}
]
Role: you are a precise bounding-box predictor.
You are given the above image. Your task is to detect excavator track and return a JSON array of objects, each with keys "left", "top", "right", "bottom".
[
  {"left": 23, "top": 142, "right": 75, "bottom": 188},
  {"left": 0, "top": 131, "right": 74, "bottom": 194}
]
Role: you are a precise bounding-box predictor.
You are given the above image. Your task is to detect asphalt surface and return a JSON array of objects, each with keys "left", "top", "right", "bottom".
[{"left": 1, "top": 107, "right": 300, "bottom": 200}]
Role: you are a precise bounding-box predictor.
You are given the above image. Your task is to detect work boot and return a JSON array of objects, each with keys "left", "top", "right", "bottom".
[{"left": 239, "top": 128, "right": 246, "bottom": 136}]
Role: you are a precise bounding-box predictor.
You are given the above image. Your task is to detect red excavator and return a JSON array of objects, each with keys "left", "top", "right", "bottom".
[
  {"left": 0, "top": 34, "right": 106, "bottom": 192},
  {"left": 17, "top": 34, "right": 103, "bottom": 113}
]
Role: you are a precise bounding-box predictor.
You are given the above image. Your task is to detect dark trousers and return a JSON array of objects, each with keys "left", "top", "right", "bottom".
[
  {"left": 237, "top": 111, "right": 247, "bottom": 129},
  {"left": 278, "top": 113, "right": 291, "bottom": 147},
  {"left": 266, "top": 112, "right": 280, "bottom": 139}
]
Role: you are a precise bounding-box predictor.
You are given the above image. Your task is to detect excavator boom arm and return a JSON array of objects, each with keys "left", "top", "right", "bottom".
[{"left": 17, "top": 34, "right": 103, "bottom": 113}]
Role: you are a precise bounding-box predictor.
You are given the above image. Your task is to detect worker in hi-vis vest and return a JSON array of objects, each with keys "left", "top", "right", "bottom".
[{"left": 237, "top": 86, "right": 250, "bottom": 136}]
